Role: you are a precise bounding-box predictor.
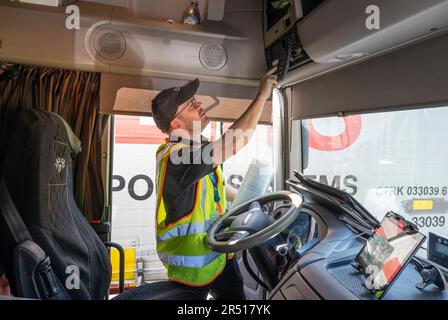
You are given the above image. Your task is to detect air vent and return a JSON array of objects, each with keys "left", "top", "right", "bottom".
[
  {"left": 89, "top": 28, "right": 126, "bottom": 62},
  {"left": 199, "top": 42, "right": 228, "bottom": 71}
]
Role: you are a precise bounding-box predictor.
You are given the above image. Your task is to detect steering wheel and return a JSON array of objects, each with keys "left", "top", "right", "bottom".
[{"left": 207, "top": 191, "right": 303, "bottom": 253}]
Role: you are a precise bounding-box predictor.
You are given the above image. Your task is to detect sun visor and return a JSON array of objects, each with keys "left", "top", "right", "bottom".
[
  {"left": 100, "top": 73, "right": 272, "bottom": 124},
  {"left": 291, "top": 32, "right": 448, "bottom": 120}
]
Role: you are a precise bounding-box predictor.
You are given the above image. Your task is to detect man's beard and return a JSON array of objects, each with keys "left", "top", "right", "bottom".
[{"left": 201, "top": 118, "right": 209, "bottom": 131}]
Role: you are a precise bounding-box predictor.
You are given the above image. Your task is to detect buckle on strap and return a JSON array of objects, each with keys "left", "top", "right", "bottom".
[{"left": 38, "top": 257, "right": 60, "bottom": 298}]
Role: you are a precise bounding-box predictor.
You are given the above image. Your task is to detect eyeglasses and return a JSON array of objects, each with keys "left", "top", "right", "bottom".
[{"left": 174, "top": 97, "right": 201, "bottom": 117}]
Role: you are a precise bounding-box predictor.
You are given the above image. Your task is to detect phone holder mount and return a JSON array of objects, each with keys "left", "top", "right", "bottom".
[{"left": 414, "top": 260, "right": 447, "bottom": 291}]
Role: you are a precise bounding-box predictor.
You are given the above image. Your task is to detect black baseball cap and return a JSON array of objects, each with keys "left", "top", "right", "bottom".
[{"left": 151, "top": 78, "right": 200, "bottom": 132}]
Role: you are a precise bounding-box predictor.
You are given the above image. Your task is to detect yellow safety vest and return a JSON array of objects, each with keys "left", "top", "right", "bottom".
[{"left": 155, "top": 140, "right": 228, "bottom": 286}]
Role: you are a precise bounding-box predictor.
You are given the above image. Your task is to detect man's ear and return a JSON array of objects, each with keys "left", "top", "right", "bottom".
[{"left": 170, "top": 118, "right": 182, "bottom": 130}]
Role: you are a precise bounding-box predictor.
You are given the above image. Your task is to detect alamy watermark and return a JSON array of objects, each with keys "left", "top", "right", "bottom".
[
  {"left": 65, "top": 265, "right": 80, "bottom": 290},
  {"left": 366, "top": 5, "right": 380, "bottom": 30},
  {"left": 65, "top": 5, "right": 80, "bottom": 30},
  {"left": 168, "top": 121, "right": 272, "bottom": 176}
]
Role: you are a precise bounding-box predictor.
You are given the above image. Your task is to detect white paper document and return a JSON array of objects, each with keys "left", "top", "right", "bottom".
[{"left": 231, "top": 159, "right": 273, "bottom": 208}]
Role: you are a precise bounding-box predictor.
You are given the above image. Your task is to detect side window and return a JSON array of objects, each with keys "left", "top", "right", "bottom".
[
  {"left": 111, "top": 115, "right": 168, "bottom": 292},
  {"left": 300, "top": 106, "right": 448, "bottom": 243}
]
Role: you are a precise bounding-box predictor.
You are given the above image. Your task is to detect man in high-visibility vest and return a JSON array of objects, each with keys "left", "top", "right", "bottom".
[{"left": 150, "top": 69, "right": 277, "bottom": 299}]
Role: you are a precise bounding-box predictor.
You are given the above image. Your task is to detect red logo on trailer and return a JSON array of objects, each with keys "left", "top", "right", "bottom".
[
  {"left": 308, "top": 115, "right": 362, "bottom": 151},
  {"left": 115, "top": 116, "right": 167, "bottom": 145}
]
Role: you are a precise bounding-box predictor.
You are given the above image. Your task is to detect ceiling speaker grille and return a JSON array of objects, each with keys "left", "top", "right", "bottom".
[
  {"left": 199, "top": 42, "right": 228, "bottom": 71},
  {"left": 92, "top": 29, "right": 126, "bottom": 61}
]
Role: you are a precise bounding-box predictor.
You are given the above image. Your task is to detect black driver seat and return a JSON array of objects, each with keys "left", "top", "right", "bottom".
[{"left": 0, "top": 110, "right": 197, "bottom": 300}]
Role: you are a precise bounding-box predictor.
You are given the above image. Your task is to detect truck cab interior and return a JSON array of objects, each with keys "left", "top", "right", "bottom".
[{"left": 1, "top": 0, "right": 448, "bottom": 301}]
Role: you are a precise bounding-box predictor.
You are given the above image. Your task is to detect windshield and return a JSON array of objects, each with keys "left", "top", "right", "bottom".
[{"left": 300, "top": 105, "right": 448, "bottom": 253}]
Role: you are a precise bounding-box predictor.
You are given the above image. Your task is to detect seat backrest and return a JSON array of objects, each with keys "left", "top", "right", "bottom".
[{"left": 0, "top": 110, "right": 111, "bottom": 299}]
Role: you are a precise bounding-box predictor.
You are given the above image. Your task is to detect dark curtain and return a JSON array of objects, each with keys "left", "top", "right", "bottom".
[{"left": 0, "top": 64, "right": 108, "bottom": 221}]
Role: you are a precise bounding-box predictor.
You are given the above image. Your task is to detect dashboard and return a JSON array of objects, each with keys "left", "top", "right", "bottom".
[
  {"left": 240, "top": 196, "right": 448, "bottom": 300},
  {"left": 263, "top": 202, "right": 447, "bottom": 300}
]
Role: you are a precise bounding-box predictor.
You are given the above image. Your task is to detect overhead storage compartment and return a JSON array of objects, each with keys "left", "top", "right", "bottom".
[
  {"left": 280, "top": 0, "right": 448, "bottom": 87},
  {"left": 0, "top": 0, "right": 266, "bottom": 86},
  {"left": 291, "top": 31, "right": 448, "bottom": 120},
  {"left": 299, "top": 0, "right": 448, "bottom": 64},
  {"left": 0, "top": 1, "right": 110, "bottom": 72}
]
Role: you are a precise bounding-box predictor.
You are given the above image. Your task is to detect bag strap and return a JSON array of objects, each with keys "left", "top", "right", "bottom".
[
  {"left": 0, "top": 177, "right": 33, "bottom": 244},
  {"left": 52, "top": 113, "right": 82, "bottom": 157}
]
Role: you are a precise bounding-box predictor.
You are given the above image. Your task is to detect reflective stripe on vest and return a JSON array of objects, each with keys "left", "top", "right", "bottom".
[
  {"left": 157, "top": 217, "right": 219, "bottom": 242},
  {"left": 158, "top": 251, "right": 221, "bottom": 268},
  {"left": 155, "top": 139, "right": 227, "bottom": 286}
]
